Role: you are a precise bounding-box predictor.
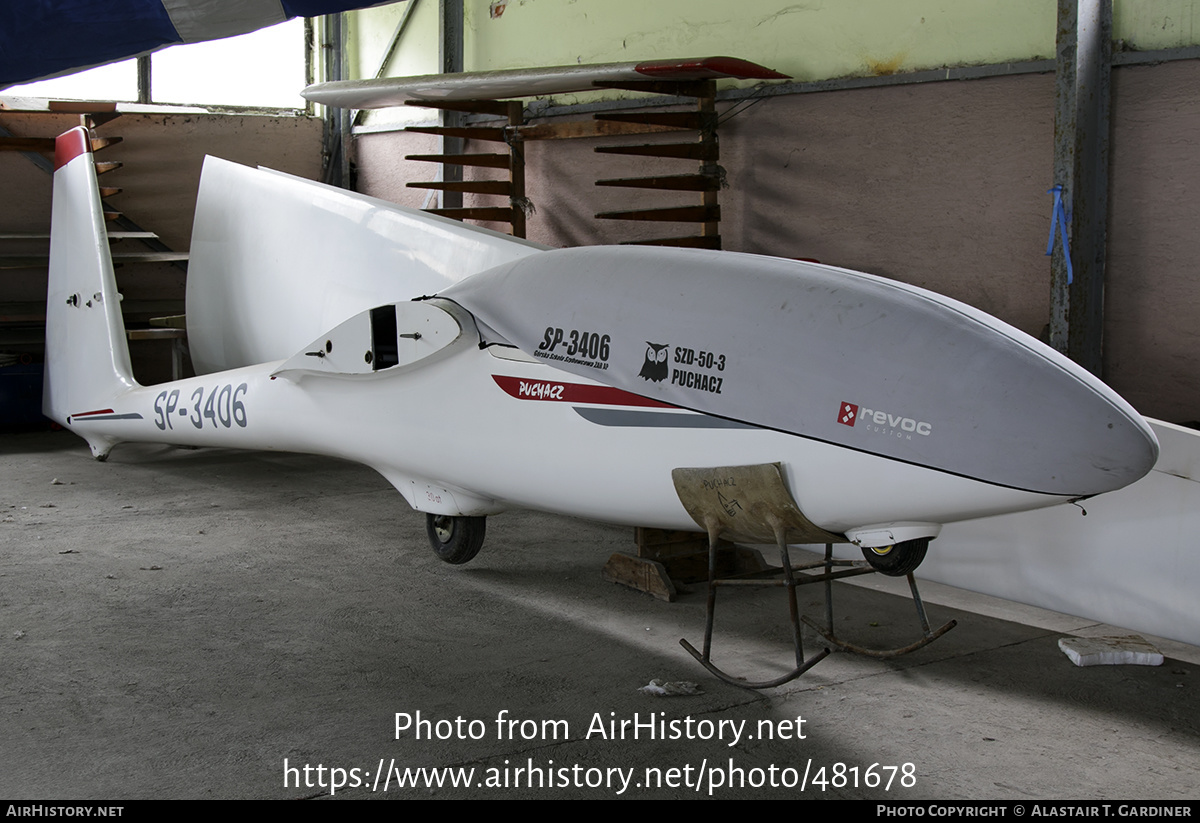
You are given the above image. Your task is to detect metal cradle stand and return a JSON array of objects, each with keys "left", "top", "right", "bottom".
[{"left": 672, "top": 463, "right": 956, "bottom": 690}]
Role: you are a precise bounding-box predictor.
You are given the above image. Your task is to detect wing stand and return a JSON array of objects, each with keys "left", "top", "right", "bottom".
[{"left": 671, "top": 463, "right": 955, "bottom": 689}]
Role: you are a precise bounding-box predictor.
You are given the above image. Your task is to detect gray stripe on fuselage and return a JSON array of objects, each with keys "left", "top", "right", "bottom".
[{"left": 573, "top": 407, "right": 756, "bottom": 429}]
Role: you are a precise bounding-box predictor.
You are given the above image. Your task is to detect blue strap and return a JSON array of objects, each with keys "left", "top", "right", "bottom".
[{"left": 1046, "top": 185, "right": 1074, "bottom": 285}]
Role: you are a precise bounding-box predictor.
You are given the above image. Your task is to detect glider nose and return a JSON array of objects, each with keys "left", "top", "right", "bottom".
[{"left": 1079, "top": 396, "right": 1160, "bottom": 495}]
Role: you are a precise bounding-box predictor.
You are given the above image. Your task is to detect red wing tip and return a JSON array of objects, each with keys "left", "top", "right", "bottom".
[
  {"left": 634, "top": 57, "right": 791, "bottom": 81},
  {"left": 54, "top": 127, "right": 92, "bottom": 171}
]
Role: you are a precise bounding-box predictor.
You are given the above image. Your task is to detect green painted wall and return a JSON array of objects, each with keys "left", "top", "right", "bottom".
[
  {"left": 348, "top": 0, "right": 1200, "bottom": 90},
  {"left": 339, "top": 0, "right": 1200, "bottom": 124},
  {"left": 462, "top": 0, "right": 1056, "bottom": 82}
]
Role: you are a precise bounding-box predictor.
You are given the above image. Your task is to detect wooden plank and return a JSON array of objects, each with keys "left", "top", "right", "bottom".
[
  {"left": 594, "top": 142, "right": 717, "bottom": 161},
  {"left": 506, "top": 100, "right": 527, "bottom": 239},
  {"left": 126, "top": 328, "right": 187, "bottom": 341},
  {"left": 600, "top": 553, "right": 677, "bottom": 602},
  {"left": 94, "top": 161, "right": 122, "bottom": 175},
  {"left": 90, "top": 136, "right": 122, "bottom": 152},
  {"left": 595, "top": 173, "right": 721, "bottom": 192},
  {"left": 111, "top": 252, "right": 189, "bottom": 263},
  {"left": 595, "top": 204, "right": 719, "bottom": 222},
  {"left": 424, "top": 207, "right": 515, "bottom": 222},
  {"left": 405, "top": 153, "right": 511, "bottom": 169},
  {"left": 48, "top": 100, "right": 117, "bottom": 114},
  {"left": 98, "top": 187, "right": 122, "bottom": 198},
  {"left": 0, "top": 137, "right": 55, "bottom": 152},
  {"left": 407, "top": 180, "right": 512, "bottom": 195},
  {"left": 405, "top": 125, "right": 508, "bottom": 142}
]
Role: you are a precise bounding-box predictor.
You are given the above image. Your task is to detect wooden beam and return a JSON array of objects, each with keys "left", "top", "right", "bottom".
[
  {"left": 595, "top": 205, "right": 719, "bottom": 222},
  {"left": 405, "top": 125, "right": 508, "bottom": 142},
  {"left": 0, "top": 137, "right": 55, "bottom": 153},
  {"left": 596, "top": 173, "right": 721, "bottom": 192},
  {"left": 594, "top": 142, "right": 718, "bottom": 161},
  {"left": 406, "top": 153, "right": 511, "bottom": 169},
  {"left": 408, "top": 180, "right": 512, "bottom": 195},
  {"left": 425, "top": 207, "right": 514, "bottom": 222}
]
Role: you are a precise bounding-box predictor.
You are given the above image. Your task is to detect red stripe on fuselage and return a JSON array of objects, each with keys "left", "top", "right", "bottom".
[
  {"left": 492, "top": 375, "right": 673, "bottom": 408},
  {"left": 54, "top": 127, "right": 92, "bottom": 171},
  {"left": 72, "top": 408, "right": 115, "bottom": 418}
]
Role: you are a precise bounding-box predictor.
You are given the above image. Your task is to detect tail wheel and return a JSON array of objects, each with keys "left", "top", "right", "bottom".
[
  {"left": 861, "top": 537, "right": 930, "bottom": 577},
  {"left": 425, "top": 514, "right": 486, "bottom": 565}
]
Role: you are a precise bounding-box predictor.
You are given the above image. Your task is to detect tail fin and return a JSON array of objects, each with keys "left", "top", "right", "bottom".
[{"left": 43, "top": 127, "right": 139, "bottom": 456}]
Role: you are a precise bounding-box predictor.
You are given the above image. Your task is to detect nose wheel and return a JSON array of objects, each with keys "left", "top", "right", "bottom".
[
  {"left": 425, "top": 514, "right": 486, "bottom": 565},
  {"left": 860, "top": 537, "right": 929, "bottom": 577}
]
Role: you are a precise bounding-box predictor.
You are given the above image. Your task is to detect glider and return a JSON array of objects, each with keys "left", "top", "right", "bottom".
[{"left": 44, "top": 126, "right": 1159, "bottom": 576}]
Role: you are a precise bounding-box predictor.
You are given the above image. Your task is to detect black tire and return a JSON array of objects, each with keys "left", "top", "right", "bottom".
[
  {"left": 860, "top": 537, "right": 930, "bottom": 577},
  {"left": 425, "top": 514, "right": 486, "bottom": 565}
]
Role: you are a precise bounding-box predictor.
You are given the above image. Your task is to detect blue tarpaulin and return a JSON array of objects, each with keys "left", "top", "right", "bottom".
[{"left": 0, "top": 0, "right": 389, "bottom": 90}]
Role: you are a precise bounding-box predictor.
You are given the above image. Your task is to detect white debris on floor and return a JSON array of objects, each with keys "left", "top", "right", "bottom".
[
  {"left": 1058, "top": 635, "right": 1164, "bottom": 667},
  {"left": 638, "top": 679, "right": 704, "bottom": 696}
]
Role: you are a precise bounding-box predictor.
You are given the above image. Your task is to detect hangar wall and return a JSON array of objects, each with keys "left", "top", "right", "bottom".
[
  {"left": 344, "top": 1, "right": 1200, "bottom": 424},
  {"left": 0, "top": 113, "right": 322, "bottom": 386},
  {"left": 347, "top": 0, "right": 1200, "bottom": 84}
]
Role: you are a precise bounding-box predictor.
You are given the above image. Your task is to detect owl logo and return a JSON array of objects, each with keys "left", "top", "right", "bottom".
[{"left": 639, "top": 342, "right": 669, "bottom": 382}]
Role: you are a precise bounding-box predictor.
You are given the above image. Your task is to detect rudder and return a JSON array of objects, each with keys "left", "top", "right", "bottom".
[{"left": 43, "top": 127, "right": 139, "bottom": 457}]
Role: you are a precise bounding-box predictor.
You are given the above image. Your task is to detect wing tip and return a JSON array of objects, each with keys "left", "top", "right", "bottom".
[{"left": 634, "top": 57, "right": 791, "bottom": 81}]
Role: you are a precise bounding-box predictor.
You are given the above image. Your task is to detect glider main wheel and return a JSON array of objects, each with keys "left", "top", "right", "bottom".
[
  {"left": 425, "top": 514, "right": 486, "bottom": 565},
  {"left": 860, "top": 537, "right": 930, "bottom": 577}
]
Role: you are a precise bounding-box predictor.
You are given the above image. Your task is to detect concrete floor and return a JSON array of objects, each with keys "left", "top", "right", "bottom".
[{"left": 3, "top": 429, "right": 1199, "bottom": 800}]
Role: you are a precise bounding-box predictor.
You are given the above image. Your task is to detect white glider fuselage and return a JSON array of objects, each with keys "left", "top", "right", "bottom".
[
  {"left": 44, "top": 128, "right": 1159, "bottom": 550},
  {"left": 60, "top": 310, "right": 1067, "bottom": 537}
]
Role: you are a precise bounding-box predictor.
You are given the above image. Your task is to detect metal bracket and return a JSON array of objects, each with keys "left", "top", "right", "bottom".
[
  {"left": 671, "top": 462, "right": 955, "bottom": 689},
  {"left": 672, "top": 463, "right": 839, "bottom": 689}
]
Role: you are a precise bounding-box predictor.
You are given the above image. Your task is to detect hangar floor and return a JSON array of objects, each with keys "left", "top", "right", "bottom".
[{"left": 3, "top": 430, "right": 1199, "bottom": 800}]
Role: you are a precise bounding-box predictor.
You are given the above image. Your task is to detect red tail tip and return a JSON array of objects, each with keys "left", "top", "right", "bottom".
[{"left": 54, "top": 127, "right": 91, "bottom": 171}]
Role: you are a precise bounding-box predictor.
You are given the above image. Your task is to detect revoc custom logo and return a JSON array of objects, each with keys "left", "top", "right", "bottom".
[
  {"left": 838, "top": 400, "right": 932, "bottom": 438},
  {"left": 837, "top": 402, "right": 858, "bottom": 426}
]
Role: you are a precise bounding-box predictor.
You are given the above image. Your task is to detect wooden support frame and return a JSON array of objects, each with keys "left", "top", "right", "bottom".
[
  {"left": 405, "top": 98, "right": 528, "bottom": 237},
  {"left": 590, "top": 79, "right": 723, "bottom": 249}
]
